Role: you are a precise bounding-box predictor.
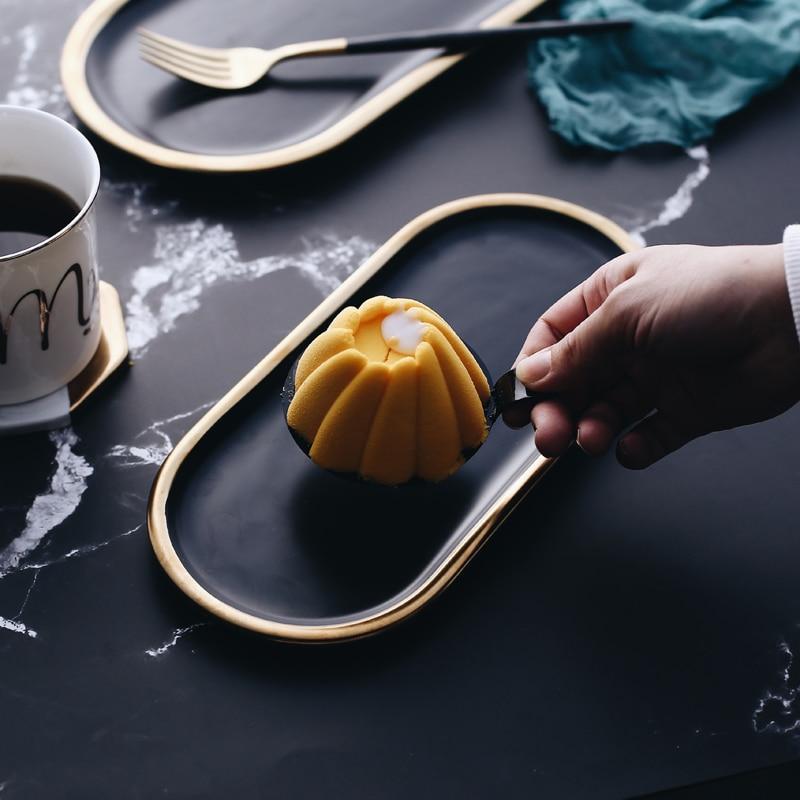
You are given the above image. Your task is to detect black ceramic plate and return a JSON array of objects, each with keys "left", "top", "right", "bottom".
[
  {"left": 62, "top": 0, "right": 545, "bottom": 171},
  {"left": 147, "top": 194, "right": 636, "bottom": 641}
]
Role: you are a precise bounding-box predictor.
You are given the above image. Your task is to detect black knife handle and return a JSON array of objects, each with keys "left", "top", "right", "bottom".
[{"left": 345, "top": 19, "right": 632, "bottom": 55}]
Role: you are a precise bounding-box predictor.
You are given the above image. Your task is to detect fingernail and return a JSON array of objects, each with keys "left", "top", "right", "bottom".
[
  {"left": 516, "top": 349, "right": 551, "bottom": 385},
  {"left": 617, "top": 433, "right": 652, "bottom": 470}
]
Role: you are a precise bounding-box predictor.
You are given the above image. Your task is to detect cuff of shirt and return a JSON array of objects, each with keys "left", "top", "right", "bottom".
[{"left": 783, "top": 225, "right": 800, "bottom": 346}]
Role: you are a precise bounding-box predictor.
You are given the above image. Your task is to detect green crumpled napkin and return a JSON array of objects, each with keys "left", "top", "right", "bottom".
[{"left": 529, "top": 0, "right": 800, "bottom": 151}]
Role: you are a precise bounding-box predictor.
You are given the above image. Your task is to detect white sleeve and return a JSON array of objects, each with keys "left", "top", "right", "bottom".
[{"left": 783, "top": 225, "right": 800, "bottom": 345}]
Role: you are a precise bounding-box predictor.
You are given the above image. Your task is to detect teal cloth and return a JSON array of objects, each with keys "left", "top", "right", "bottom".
[{"left": 529, "top": 0, "right": 800, "bottom": 151}]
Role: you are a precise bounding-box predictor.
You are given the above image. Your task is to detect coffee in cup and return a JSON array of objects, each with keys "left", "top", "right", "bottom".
[{"left": 0, "top": 105, "right": 102, "bottom": 406}]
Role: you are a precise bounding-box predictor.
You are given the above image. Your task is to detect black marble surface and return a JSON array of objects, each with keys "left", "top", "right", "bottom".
[{"left": 2, "top": 1, "right": 800, "bottom": 797}]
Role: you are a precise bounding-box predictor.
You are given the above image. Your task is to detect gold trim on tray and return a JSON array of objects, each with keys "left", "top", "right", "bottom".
[
  {"left": 61, "top": 0, "right": 548, "bottom": 172},
  {"left": 147, "top": 194, "right": 638, "bottom": 642},
  {"left": 68, "top": 281, "right": 129, "bottom": 411}
]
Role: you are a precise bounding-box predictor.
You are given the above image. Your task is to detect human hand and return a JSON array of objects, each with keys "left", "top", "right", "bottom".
[{"left": 510, "top": 243, "right": 800, "bottom": 468}]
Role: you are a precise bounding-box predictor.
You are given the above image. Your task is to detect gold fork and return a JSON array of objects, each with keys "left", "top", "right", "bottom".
[{"left": 137, "top": 19, "right": 631, "bottom": 91}]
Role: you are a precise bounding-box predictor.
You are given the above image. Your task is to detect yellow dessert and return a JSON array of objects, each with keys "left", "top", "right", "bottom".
[{"left": 287, "top": 296, "right": 491, "bottom": 484}]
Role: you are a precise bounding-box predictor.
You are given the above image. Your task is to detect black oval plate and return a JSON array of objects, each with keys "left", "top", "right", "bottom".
[
  {"left": 64, "top": 0, "right": 545, "bottom": 170},
  {"left": 148, "top": 195, "right": 636, "bottom": 640}
]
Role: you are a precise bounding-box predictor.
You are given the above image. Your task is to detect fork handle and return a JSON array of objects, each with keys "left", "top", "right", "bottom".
[{"left": 344, "top": 18, "right": 632, "bottom": 54}]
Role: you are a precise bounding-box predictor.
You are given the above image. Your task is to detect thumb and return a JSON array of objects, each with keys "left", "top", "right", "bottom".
[{"left": 515, "top": 298, "right": 630, "bottom": 393}]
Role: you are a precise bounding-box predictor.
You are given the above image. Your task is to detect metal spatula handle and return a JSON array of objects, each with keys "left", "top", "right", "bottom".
[{"left": 491, "top": 368, "right": 556, "bottom": 422}]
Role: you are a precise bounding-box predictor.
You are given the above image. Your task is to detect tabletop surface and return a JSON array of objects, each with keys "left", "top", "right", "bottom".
[{"left": 2, "top": 1, "right": 800, "bottom": 797}]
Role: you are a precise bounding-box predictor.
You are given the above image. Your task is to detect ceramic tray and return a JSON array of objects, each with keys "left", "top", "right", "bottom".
[
  {"left": 148, "top": 194, "right": 636, "bottom": 641},
  {"left": 61, "top": 0, "right": 545, "bottom": 171}
]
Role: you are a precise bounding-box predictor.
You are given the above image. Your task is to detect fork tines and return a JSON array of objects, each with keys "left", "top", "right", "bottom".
[{"left": 136, "top": 28, "right": 232, "bottom": 85}]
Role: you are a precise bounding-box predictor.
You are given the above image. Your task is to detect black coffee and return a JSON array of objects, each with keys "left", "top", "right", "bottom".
[{"left": 0, "top": 176, "right": 81, "bottom": 257}]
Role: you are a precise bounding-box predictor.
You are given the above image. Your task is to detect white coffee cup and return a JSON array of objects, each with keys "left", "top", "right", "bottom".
[{"left": 0, "top": 105, "right": 102, "bottom": 406}]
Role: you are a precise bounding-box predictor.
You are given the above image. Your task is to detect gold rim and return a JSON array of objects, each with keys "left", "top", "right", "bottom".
[
  {"left": 68, "top": 281, "right": 129, "bottom": 412},
  {"left": 147, "top": 193, "right": 637, "bottom": 642},
  {"left": 60, "top": 0, "right": 547, "bottom": 172},
  {"left": 0, "top": 105, "right": 101, "bottom": 263}
]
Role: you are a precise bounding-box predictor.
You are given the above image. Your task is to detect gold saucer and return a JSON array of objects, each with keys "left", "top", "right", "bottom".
[
  {"left": 0, "top": 281, "right": 128, "bottom": 436},
  {"left": 69, "top": 280, "right": 128, "bottom": 411}
]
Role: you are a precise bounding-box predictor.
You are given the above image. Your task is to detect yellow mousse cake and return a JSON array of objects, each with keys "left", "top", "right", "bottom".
[{"left": 286, "top": 296, "right": 491, "bottom": 485}]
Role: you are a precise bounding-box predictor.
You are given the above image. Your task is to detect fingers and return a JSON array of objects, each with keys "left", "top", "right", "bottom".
[
  {"left": 617, "top": 412, "right": 695, "bottom": 469},
  {"left": 516, "top": 301, "right": 628, "bottom": 396},
  {"left": 529, "top": 401, "right": 694, "bottom": 468},
  {"left": 575, "top": 401, "right": 622, "bottom": 456},
  {"left": 516, "top": 254, "right": 640, "bottom": 394},
  {"left": 576, "top": 379, "right": 654, "bottom": 456},
  {"left": 531, "top": 400, "right": 574, "bottom": 456},
  {"left": 502, "top": 399, "right": 575, "bottom": 457},
  {"left": 521, "top": 378, "right": 653, "bottom": 458},
  {"left": 515, "top": 251, "right": 639, "bottom": 364},
  {"left": 511, "top": 252, "right": 648, "bottom": 458},
  {"left": 502, "top": 402, "right": 535, "bottom": 429}
]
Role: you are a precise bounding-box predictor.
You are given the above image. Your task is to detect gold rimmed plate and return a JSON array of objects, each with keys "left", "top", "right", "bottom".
[
  {"left": 148, "top": 194, "right": 636, "bottom": 641},
  {"left": 61, "top": 0, "right": 546, "bottom": 172}
]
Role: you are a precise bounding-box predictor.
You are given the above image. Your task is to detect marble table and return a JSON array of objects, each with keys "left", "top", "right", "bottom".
[{"left": 2, "top": 1, "right": 800, "bottom": 796}]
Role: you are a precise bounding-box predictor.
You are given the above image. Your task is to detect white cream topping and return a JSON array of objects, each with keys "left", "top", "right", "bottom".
[{"left": 381, "top": 309, "right": 427, "bottom": 355}]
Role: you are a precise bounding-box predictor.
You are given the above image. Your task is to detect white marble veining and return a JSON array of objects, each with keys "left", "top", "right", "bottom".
[
  {"left": 0, "top": 615, "right": 38, "bottom": 639},
  {"left": 753, "top": 636, "right": 800, "bottom": 736},
  {"left": 145, "top": 623, "right": 207, "bottom": 657},
  {"left": 620, "top": 146, "right": 711, "bottom": 247},
  {"left": 19, "top": 524, "right": 142, "bottom": 572},
  {"left": 13, "top": 570, "right": 39, "bottom": 615},
  {"left": 0, "top": 429, "right": 147, "bottom": 638},
  {"left": 0, "top": 429, "right": 92, "bottom": 578},
  {"left": 107, "top": 403, "right": 216, "bottom": 467},
  {"left": 102, "top": 180, "right": 179, "bottom": 233},
  {"left": 0, "top": 522, "right": 143, "bottom": 639},
  {"left": 0, "top": 429, "right": 144, "bottom": 639},
  {"left": 125, "top": 220, "right": 375, "bottom": 356},
  {"left": 0, "top": 573, "right": 40, "bottom": 639},
  {"left": 2, "top": 22, "right": 70, "bottom": 118}
]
